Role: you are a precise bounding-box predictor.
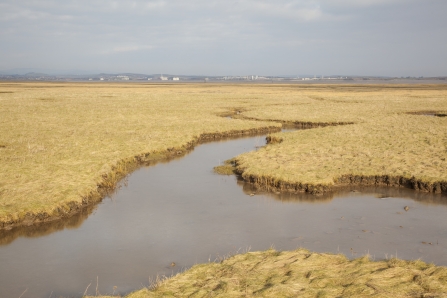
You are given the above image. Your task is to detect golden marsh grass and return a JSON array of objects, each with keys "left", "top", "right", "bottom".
[
  {"left": 90, "top": 249, "right": 447, "bottom": 297},
  {"left": 1, "top": 82, "right": 447, "bottom": 228}
]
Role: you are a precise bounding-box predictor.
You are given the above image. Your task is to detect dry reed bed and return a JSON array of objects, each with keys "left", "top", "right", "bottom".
[
  {"left": 91, "top": 249, "right": 447, "bottom": 297},
  {"left": 1, "top": 83, "right": 447, "bottom": 229}
]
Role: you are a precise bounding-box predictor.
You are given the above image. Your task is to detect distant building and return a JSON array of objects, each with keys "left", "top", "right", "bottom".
[
  {"left": 160, "top": 75, "right": 168, "bottom": 81},
  {"left": 117, "top": 75, "right": 129, "bottom": 80},
  {"left": 172, "top": 77, "right": 179, "bottom": 81},
  {"left": 100, "top": 78, "right": 104, "bottom": 81}
]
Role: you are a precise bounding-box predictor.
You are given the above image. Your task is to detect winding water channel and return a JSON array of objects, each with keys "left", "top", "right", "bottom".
[{"left": 1, "top": 131, "right": 447, "bottom": 297}]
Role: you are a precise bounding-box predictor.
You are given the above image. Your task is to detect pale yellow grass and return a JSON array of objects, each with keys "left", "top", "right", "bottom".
[{"left": 90, "top": 249, "right": 447, "bottom": 297}]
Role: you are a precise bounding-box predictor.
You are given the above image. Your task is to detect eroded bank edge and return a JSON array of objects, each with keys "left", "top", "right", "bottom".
[
  {"left": 223, "top": 108, "right": 355, "bottom": 129},
  {"left": 235, "top": 134, "right": 447, "bottom": 196},
  {"left": 237, "top": 128, "right": 447, "bottom": 196},
  {"left": 234, "top": 167, "right": 447, "bottom": 196},
  {"left": 0, "top": 125, "right": 281, "bottom": 231}
]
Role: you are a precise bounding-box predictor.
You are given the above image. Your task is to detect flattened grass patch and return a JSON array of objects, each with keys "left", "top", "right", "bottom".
[{"left": 92, "top": 248, "right": 447, "bottom": 297}]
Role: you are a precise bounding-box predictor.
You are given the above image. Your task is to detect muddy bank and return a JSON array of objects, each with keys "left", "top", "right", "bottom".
[
  {"left": 236, "top": 164, "right": 447, "bottom": 196},
  {"left": 0, "top": 126, "right": 280, "bottom": 231},
  {"left": 238, "top": 180, "right": 447, "bottom": 205},
  {"left": 232, "top": 114, "right": 355, "bottom": 129},
  {"left": 0, "top": 204, "right": 95, "bottom": 246},
  {"left": 236, "top": 170, "right": 332, "bottom": 195},
  {"left": 407, "top": 111, "right": 447, "bottom": 117},
  {"left": 335, "top": 175, "right": 447, "bottom": 194},
  {"left": 219, "top": 108, "right": 354, "bottom": 130}
]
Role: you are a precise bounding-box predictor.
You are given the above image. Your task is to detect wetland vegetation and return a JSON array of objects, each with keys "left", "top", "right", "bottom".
[
  {"left": 1, "top": 82, "right": 447, "bottom": 297},
  {"left": 1, "top": 83, "right": 446, "bottom": 228}
]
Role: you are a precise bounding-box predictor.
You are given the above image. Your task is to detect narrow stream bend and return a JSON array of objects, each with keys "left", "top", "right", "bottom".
[{"left": 0, "top": 132, "right": 446, "bottom": 297}]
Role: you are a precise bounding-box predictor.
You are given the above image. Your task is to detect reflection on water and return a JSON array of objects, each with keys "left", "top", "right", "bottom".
[
  {"left": 240, "top": 181, "right": 447, "bottom": 205},
  {"left": 0, "top": 205, "right": 95, "bottom": 246},
  {"left": 0, "top": 133, "right": 446, "bottom": 298}
]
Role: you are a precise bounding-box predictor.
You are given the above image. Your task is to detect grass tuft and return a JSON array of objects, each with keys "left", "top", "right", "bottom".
[
  {"left": 213, "top": 159, "right": 237, "bottom": 175},
  {"left": 87, "top": 249, "right": 447, "bottom": 298}
]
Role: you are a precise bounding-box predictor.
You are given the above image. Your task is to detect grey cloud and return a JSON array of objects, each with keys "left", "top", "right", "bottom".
[{"left": 0, "top": 0, "right": 446, "bottom": 76}]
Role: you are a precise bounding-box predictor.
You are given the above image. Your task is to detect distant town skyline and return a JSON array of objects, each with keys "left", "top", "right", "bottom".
[{"left": 1, "top": 0, "right": 446, "bottom": 77}]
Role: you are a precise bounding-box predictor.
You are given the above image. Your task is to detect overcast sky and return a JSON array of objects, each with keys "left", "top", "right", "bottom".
[{"left": 1, "top": 0, "right": 446, "bottom": 76}]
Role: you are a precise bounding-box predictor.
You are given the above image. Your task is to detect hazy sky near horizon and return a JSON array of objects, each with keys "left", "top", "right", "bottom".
[{"left": 1, "top": 0, "right": 446, "bottom": 76}]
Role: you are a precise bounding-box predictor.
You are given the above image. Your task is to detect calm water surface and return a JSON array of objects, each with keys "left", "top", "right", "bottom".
[{"left": 1, "top": 132, "right": 446, "bottom": 297}]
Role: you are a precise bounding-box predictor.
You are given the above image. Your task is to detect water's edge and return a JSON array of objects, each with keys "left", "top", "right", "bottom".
[{"left": 1, "top": 128, "right": 447, "bottom": 298}]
